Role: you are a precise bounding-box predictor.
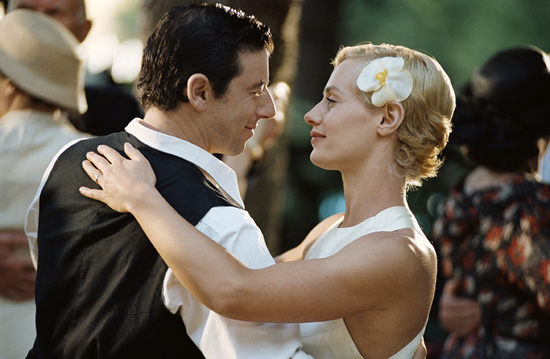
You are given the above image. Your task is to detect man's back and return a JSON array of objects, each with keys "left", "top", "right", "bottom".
[{"left": 28, "top": 133, "right": 232, "bottom": 358}]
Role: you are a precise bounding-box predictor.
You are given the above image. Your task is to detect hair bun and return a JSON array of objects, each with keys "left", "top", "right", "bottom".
[{"left": 451, "top": 46, "right": 550, "bottom": 150}]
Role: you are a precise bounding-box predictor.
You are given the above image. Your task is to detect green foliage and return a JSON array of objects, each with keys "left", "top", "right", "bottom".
[{"left": 342, "top": 0, "right": 550, "bottom": 93}]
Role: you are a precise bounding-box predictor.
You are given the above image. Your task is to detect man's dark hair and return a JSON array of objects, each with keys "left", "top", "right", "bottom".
[{"left": 138, "top": 2, "right": 273, "bottom": 111}]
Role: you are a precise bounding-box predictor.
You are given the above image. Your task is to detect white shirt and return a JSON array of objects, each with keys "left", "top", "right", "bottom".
[{"left": 25, "top": 118, "right": 312, "bottom": 359}]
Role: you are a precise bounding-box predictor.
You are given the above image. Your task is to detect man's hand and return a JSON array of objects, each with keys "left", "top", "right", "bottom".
[
  {"left": 0, "top": 231, "right": 36, "bottom": 301},
  {"left": 438, "top": 278, "right": 481, "bottom": 336}
]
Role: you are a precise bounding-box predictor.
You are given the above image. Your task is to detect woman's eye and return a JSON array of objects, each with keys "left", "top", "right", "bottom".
[{"left": 325, "top": 97, "right": 335, "bottom": 104}]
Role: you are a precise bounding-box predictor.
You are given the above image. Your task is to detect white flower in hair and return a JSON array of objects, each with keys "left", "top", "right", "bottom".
[{"left": 356, "top": 56, "right": 413, "bottom": 107}]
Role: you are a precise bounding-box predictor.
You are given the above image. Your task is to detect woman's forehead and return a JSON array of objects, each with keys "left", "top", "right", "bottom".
[{"left": 326, "top": 58, "right": 366, "bottom": 93}]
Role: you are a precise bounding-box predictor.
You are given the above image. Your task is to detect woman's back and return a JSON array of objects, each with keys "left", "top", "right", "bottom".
[
  {"left": 434, "top": 172, "right": 550, "bottom": 358},
  {"left": 300, "top": 206, "right": 436, "bottom": 359}
]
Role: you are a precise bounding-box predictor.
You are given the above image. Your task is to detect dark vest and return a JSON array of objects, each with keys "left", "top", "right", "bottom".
[{"left": 28, "top": 133, "right": 233, "bottom": 359}]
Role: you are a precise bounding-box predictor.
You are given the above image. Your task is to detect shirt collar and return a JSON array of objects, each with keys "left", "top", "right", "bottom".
[{"left": 125, "top": 118, "right": 245, "bottom": 209}]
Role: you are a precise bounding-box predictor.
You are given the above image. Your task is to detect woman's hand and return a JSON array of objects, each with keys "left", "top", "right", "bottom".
[
  {"left": 438, "top": 278, "right": 481, "bottom": 336},
  {"left": 80, "top": 142, "right": 157, "bottom": 214}
]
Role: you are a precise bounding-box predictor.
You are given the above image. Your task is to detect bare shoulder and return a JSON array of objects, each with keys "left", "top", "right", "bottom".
[
  {"left": 333, "top": 228, "right": 437, "bottom": 307},
  {"left": 360, "top": 229, "right": 436, "bottom": 278}
]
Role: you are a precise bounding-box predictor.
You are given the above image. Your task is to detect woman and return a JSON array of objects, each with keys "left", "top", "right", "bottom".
[
  {"left": 80, "top": 43, "right": 456, "bottom": 359},
  {"left": 433, "top": 46, "right": 550, "bottom": 358},
  {"left": 0, "top": 9, "right": 89, "bottom": 358}
]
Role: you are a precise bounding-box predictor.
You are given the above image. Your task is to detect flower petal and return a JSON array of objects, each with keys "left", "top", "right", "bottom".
[
  {"left": 379, "top": 56, "right": 405, "bottom": 72},
  {"left": 386, "top": 69, "right": 414, "bottom": 102},
  {"left": 357, "top": 60, "right": 384, "bottom": 92},
  {"left": 371, "top": 83, "right": 396, "bottom": 107},
  {"left": 356, "top": 56, "right": 414, "bottom": 107}
]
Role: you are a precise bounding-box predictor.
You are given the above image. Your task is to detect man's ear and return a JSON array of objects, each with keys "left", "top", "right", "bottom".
[
  {"left": 3, "top": 80, "right": 16, "bottom": 96},
  {"left": 77, "top": 20, "right": 93, "bottom": 43},
  {"left": 187, "top": 74, "right": 211, "bottom": 111},
  {"left": 377, "top": 101, "right": 405, "bottom": 137}
]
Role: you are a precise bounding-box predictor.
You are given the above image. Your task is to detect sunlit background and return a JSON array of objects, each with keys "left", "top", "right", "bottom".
[
  {"left": 0, "top": 0, "right": 143, "bottom": 87},
  {"left": 83, "top": 0, "right": 142, "bottom": 85}
]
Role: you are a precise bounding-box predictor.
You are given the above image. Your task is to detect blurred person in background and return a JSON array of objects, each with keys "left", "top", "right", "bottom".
[
  {"left": 8, "top": 0, "right": 143, "bottom": 136},
  {"left": 432, "top": 46, "right": 550, "bottom": 359},
  {"left": 0, "top": 9, "right": 89, "bottom": 358}
]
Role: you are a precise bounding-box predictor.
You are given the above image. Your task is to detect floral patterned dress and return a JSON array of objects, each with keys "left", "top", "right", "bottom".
[{"left": 433, "top": 173, "right": 550, "bottom": 359}]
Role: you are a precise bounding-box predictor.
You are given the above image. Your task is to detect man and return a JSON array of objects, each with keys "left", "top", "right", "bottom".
[
  {"left": 0, "top": 9, "right": 89, "bottom": 358},
  {"left": 8, "top": 0, "right": 143, "bottom": 135},
  {"left": 26, "top": 4, "right": 312, "bottom": 358}
]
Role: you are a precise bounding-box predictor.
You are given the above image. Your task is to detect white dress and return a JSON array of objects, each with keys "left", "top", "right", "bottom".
[{"left": 300, "top": 206, "right": 427, "bottom": 359}]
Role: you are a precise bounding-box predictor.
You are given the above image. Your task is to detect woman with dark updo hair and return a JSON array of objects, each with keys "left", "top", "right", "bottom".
[{"left": 433, "top": 46, "right": 550, "bottom": 359}]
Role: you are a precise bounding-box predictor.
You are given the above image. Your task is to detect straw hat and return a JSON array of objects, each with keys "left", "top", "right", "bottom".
[{"left": 0, "top": 9, "right": 87, "bottom": 113}]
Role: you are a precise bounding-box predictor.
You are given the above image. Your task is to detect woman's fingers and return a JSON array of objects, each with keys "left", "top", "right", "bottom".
[
  {"left": 96, "top": 144, "right": 125, "bottom": 164},
  {"left": 80, "top": 158, "right": 107, "bottom": 202},
  {"left": 124, "top": 142, "right": 146, "bottom": 162},
  {"left": 82, "top": 159, "right": 102, "bottom": 183}
]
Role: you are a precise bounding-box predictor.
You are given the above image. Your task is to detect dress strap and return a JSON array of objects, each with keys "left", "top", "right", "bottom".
[{"left": 387, "top": 324, "right": 426, "bottom": 359}]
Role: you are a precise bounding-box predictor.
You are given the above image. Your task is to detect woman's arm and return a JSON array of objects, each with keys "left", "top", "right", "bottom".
[{"left": 80, "top": 143, "right": 430, "bottom": 324}]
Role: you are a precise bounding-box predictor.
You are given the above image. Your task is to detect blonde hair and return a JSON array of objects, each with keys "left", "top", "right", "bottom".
[{"left": 333, "top": 43, "right": 455, "bottom": 188}]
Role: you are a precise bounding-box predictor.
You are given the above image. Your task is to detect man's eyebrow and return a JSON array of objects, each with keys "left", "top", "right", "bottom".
[{"left": 249, "top": 80, "right": 269, "bottom": 91}]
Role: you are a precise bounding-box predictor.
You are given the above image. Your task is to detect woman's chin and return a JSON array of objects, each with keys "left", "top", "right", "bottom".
[{"left": 310, "top": 153, "right": 335, "bottom": 171}]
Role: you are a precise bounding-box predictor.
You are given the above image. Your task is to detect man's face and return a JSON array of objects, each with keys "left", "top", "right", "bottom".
[
  {"left": 11, "top": 0, "right": 91, "bottom": 42},
  {"left": 206, "top": 50, "right": 276, "bottom": 156}
]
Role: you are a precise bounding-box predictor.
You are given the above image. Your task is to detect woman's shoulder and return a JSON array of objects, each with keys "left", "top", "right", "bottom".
[
  {"left": 338, "top": 227, "right": 436, "bottom": 290},
  {"left": 363, "top": 228, "right": 436, "bottom": 269}
]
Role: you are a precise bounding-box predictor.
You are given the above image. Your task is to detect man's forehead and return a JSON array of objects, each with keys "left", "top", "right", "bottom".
[{"left": 235, "top": 50, "right": 270, "bottom": 84}]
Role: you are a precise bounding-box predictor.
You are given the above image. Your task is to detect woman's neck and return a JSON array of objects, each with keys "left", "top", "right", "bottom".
[
  {"left": 7, "top": 93, "right": 57, "bottom": 114},
  {"left": 339, "top": 157, "right": 407, "bottom": 228}
]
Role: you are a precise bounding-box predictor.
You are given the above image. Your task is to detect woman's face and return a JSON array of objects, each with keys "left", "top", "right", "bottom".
[{"left": 305, "top": 58, "right": 382, "bottom": 171}]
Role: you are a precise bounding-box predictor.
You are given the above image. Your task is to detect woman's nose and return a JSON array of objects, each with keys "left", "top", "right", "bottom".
[{"left": 304, "top": 102, "right": 322, "bottom": 125}]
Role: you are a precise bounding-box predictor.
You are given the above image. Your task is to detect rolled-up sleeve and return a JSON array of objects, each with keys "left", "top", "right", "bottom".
[{"left": 163, "top": 206, "right": 312, "bottom": 359}]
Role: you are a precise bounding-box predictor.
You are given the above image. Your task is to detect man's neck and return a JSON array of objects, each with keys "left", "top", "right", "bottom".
[{"left": 141, "top": 106, "right": 208, "bottom": 151}]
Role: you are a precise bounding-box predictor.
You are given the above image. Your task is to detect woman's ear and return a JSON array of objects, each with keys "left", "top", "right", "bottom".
[
  {"left": 186, "top": 74, "right": 212, "bottom": 111},
  {"left": 377, "top": 101, "right": 405, "bottom": 137}
]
